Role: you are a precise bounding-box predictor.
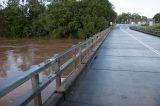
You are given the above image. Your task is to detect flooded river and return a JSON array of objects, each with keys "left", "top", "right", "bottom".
[{"left": 0, "top": 38, "right": 81, "bottom": 105}]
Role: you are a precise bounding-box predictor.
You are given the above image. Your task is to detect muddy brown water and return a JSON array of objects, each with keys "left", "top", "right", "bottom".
[{"left": 0, "top": 38, "right": 81, "bottom": 106}]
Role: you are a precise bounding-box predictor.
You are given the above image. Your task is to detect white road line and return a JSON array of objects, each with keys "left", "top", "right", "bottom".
[{"left": 120, "top": 27, "right": 160, "bottom": 56}]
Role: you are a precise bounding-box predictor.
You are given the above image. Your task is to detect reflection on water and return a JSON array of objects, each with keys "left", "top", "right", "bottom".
[
  {"left": 0, "top": 38, "right": 81, "bottom": 84},
  {"left": 0, "top": 38, "right": 81, "bottom": 106}
]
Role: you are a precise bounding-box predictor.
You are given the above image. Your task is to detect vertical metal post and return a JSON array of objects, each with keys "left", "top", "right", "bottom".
[
  {"left": 78, "top": 46, "right": 82, "bottom": 65},
  {"left": 72, "top": 45, "right": 77, "bottom": 71},
  {"left": 94, "top": 37, "right": 96, "bottom": 50},
  {"left": 74, "top": 59, "right": 77, "bottom": 71},
  {"left": 55, "top": 59, "right": 61, "bottom": 90},
  {"left": 96, "top": 36, "right": 98, "bottom": 46},
  {"left": 100, "top": 34, "right": 102, "bottom": 42},
  {"left": 88, "top": 39, "right": 91, "bottom": 55},
  {"left": 73, "top": 50, "right": 77, "bottom": 71},
  {"left": 97, "top": 35, "right": 100, "bottom": 46},
  {"left": 91, "top": 38, "right": 94, "bottom": 52},
  {"left": 85, "top": 41, "right": 88, "bottom": 58},
  {"left": 31, "top": 74, "right": 42, "bottom": 106},
  {"left": 80, "top": 44, "right": 84, "bottom": 63},
  {"left": 89, "top": 39, "right": 92, "bottom": 52},
  {"left": 56, "top": 74, "right": 61, "bottom": 90},
  {"left": 78, "top": 42, "right": 82, "bottom": 65}
]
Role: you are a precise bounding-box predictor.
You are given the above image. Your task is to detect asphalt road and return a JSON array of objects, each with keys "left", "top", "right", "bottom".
[{"left": 64, "top": 24, "right": 160, "bottom": 106}]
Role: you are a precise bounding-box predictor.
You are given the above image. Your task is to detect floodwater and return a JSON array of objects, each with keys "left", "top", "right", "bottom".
[{"left": 0, "top": 38, "right": 81, "bottom": 106}]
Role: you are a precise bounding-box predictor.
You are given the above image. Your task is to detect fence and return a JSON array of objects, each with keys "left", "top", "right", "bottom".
[{"left": 0, "top": 27, "right": 111, "bottom": 106}]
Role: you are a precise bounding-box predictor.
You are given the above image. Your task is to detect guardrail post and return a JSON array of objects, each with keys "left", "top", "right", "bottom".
[
  {"left": 56, "top": 74, "right": 61, "bottom": 90},
  {"left": 78, "top": 42, "right": 82, "bottom": 65},
  {"left": 72, "top": 45, "right": 77, "bottom": 71},
  {"left": 31, "top": 74, "right": 42, "bottom": 106},
  {"left": 100, "top": 34, "right": 102, "bottom": 41},
  {"left": 91, "top": 38, "right": 94, "bottom": 52},
  {"left": 100, "top": 33, "right": 103, "bottom": 42},
  {"left": 96, "top": 36, "right": 98, "bottom": 46},
  {"left": 90, "top": 37, "right": 92, "bottom": 53},
  {"left": 55, "top": 58, "right": 61, "bottom": 90},
  {"left": 97, "top": 34, "right": 100, "bottom": 45},
  {"left": 85, "top": 39, "right": 89, "bottom": 58},
  {"left": 88, "top": 38, "right": 91, "bottom": 55}
]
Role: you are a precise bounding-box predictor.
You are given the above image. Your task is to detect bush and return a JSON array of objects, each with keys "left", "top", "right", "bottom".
[
  {"left": 0, "top": 0, "right": 117, "bottom": 39},
  {"left": 153, "top": 13, "right": 160, "bottom": 23}
]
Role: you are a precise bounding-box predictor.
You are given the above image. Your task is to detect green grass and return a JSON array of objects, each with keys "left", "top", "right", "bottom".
[
  {"left": 150, "top": 23, "right": 160, "bottom": 29},
  {"left": 141, "top": 23, "right": 160, "bottom": 29},
  {"left": 130, "top": 24, "right": 160, "bottom": 36}
]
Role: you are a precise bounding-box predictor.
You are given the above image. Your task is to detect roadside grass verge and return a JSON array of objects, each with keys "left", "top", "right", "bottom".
[{"left": 130, "top": 24, "right": 160, "bottom": 37}]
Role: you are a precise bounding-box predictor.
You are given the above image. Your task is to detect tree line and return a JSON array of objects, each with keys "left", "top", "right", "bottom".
[
  {"left": 116, "top": 12, "right": 148, "bottom": 24},
  {"left": 0, "top": 0, "right": 117, "bottom": 39},
  {"left": 117, "top": 12, "right": 160, "bottom": 25},
  {"left": 154, "top": 13, "right": 160, "bottom": 23}
]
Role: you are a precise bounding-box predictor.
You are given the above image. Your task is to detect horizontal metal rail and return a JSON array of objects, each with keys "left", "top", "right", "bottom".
[{"left": 0, "top": 27, "right": 111, "bottom": 106}]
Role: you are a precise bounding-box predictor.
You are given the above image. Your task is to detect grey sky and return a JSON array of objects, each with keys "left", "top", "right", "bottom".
[
  {"left": 109, "top": 0, "right": 160, "bottom": 18},
  {"left": 1, "top": 0, "right": 160, "bottom": 18}
]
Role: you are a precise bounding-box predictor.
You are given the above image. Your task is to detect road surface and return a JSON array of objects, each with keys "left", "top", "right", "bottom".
[{"left": 64, "top": 24, "right": 160, "bottom": 106}]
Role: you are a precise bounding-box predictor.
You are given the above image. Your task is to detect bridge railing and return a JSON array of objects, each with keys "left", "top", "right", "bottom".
[{"left": 0, "top": 27, "right": 111, "bottom": 106}]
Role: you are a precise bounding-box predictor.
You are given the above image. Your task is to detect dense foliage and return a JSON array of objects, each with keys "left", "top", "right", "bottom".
[
  {"left": 153, "top": 13, "right": 160, "bottom": 23},
  {"left": 117, "top": 12, "right": 148, "bottom": 24},
  {"left": 0, "top": 0, "right": 116, "bottom": 39}
]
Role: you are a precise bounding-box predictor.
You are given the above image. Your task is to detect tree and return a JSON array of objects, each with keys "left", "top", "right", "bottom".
[
  {"left": 131, "top": 13, "right": 141, "bottom": 24},
  {"left": 7, "top": 0, "right": 19, "bottom": 6},
  {"left": 4, "top": 5, "right": 29, "bottom": 38},
  {"left": 40, "top": 0, "right": 116, "bottom": 39},
  {"left": 25, "top": 0, "right": 46, "bottom": 37},
  {"left": 117, "top": 12, "right": 131, "bottom": 24},
  {"left": 6, "top": 0, "right": 46, "bottom": 37},
  {"left": 153, "top": 13, "right": 160, "bottom": 23},
  {"left": 0, "top": 8, "right": 7, "bottom": 37},
  {"left": 0, "top": 0, "right": 117, "bottom": 38},
  {"left": 117, "top": 12, "right": 147, "bottom": 24}
]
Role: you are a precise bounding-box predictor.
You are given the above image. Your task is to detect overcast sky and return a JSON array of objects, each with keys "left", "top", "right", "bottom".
[{"left": 109, "top": 0, "right": 160, "bottom": 18}]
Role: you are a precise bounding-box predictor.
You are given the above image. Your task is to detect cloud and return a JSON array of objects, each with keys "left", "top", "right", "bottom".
[{"left": 109, "top": 0, "right": 160, "bottom": 18}]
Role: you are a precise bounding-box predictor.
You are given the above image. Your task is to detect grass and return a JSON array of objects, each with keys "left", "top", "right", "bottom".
[
  {"left": 150, "top": 23, "right": 160, "bottom": 29},
  {"left": 140, "top": 23, "right": 160, "bottom": 30},
  {"left": 130, "top": 23, "right": 160, "bottom": 36}
]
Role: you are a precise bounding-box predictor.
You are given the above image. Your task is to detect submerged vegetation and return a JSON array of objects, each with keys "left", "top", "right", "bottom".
[{"left": 0, "top": 0, "right": 117, "bottom": 39}]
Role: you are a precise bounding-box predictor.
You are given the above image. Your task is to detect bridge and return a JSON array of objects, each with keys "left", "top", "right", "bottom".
[
  {"left": 0, "top": 24, "right": 160, "bottom": 106},
  {"left": 63, "top": 24, "right": 160, "bottom": 106}
]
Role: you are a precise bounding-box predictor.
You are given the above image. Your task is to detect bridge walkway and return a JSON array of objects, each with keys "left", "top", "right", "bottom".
[{"left": 63, "top": 24, "right": 160, "bottom": 106}]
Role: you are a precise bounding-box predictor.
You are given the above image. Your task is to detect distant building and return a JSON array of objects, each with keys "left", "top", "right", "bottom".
[{"left": 148, "top": 18, "right": 154, "bottom": 26}]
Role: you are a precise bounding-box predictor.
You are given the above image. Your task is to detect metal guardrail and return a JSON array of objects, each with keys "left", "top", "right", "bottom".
[
  {"left": 130, "top": 26, "right": 160, "bottom": 36},
  {"left": 0, "top": 27, "right": 111, "bottom": 106}
]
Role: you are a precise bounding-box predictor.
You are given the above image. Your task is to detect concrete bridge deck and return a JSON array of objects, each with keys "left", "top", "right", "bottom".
[{"left": 64, "top": 24, "right": 160, "bottom": 106}]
